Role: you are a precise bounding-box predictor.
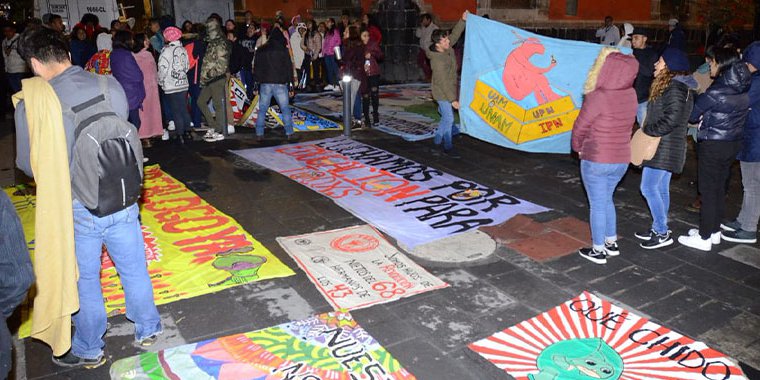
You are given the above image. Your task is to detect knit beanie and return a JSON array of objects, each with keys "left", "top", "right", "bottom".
[
  {"left": 661, "top": 48, "right": 689, "bottom": 72},
  {"left": 163, "top": 26, "right": 182, "bottom": 43}
]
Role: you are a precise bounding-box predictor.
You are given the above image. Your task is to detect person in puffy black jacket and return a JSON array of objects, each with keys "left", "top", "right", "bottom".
[
  {"left": 252, "top": 27, "right": 295, "bottom": 141},
  {"left": 722, "top": 42, "right": 760, "bottom": 243},
  {"left": 679, "top": 48, "right": 751, "bottom": 251},
  {"left": 636, "top": 48, "right": 697, "bottom": 250}
]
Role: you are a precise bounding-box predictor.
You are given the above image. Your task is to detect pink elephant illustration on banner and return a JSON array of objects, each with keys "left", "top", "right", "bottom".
[{"left": 502, "top": 31, "right": 562, "bottom": 105}]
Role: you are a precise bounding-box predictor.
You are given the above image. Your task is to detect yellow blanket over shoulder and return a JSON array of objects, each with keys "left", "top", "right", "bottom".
[{"left": 12, "top": 77, "right": 79, "bottom": 356}]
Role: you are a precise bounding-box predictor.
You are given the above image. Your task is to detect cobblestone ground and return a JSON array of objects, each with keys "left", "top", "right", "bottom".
[{"left": 2, "top": 92, "right": 760, "bottom": 379}]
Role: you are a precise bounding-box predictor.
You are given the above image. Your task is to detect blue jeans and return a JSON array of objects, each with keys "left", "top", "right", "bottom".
[
  {"left": 640, "top": 167, "right": 673, "bottom": 235},
  {"left": 188, "top": 82, "right": 202, "bottom": 127},
  {"left": 354, "top": 91, "right": 362, "bottom": 120},
  {"left": 256, "top": 83, "right": 294, "bottom": 137},
  {"left": 166, "top": 91, "right": 190, "bottom": 134},
  {"left": 636, "top": 101, "right": 648, "bottom": 126},
  {"left": 72, "top": 201, "right": 161, "bottom": 359},
  {"left": 324, "top": 55, "right": 338, "bottom": 86},
  {"left": 580, "top": 160, "right": 628, "bottom": 248},
  {"left": 434, "top": 101, "right": 455, "bottom": 151}
]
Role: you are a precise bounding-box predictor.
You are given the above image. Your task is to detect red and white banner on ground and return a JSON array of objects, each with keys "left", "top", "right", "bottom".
[
  {"left": 277, "top": 225, "right": 448, "bottom": 310},
  {"left": 469, "top": 291, "right": 748, "bottom": 380}
]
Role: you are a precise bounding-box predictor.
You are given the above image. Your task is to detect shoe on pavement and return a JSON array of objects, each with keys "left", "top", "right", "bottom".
[
  {"left": 720, "top": 220, "right": 742, "bottom": 232},
  {"left": 634, "top": 229, "right": 656, "bottom": 240},
  {"left": 52, "top": 351, "right": 106, "bottom": 369},
  {"left": 203, "top": 131, "right": 224, "bottom": 142},
  {"left": 444, "top": 148, "right": 461, "bottom": 159},
  {"left": 167, "top": 120, "right": 176, "bottom": 131},
  {"left": 721, "top": 229, "right": 758, "bottom": 244},
  {"left": 138, "top": 333, "right": 160, "bottom": 347},
  {"left": 142, "top": 157, "right": 149, "bottom": 163},
  {"left": 603, "top": 241, "right": 620, "bottom": 257},
  {"left": 640, "top": 231, "right": 674, "bottom": 249},
  {"left": 323, "top": 85, "right": 334, "bottom": 91},
  {"left": 227, "top": 124, "right": 235, "bottom": 134},
  {"left": 578, "top": 247, "right": 607, "bottom": 264},
  {"left": 678, "top": 233, "right": 712, "bottom": 251},
  {"left": 687, "top": 228, "right": 721, "bottom": 244},
  {"left": 161, "top": 129, "right": 170, "bottom": 141}
]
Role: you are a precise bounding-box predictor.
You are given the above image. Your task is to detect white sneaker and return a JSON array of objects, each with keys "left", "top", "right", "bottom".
[
  {"left": 323, "top": 85, "right": 334, "bottom": 91},
  {"left": 213, "top": 132, "right": 225, "bottom": 141},
  {"left": 687, "top": 228, "right": 720, "bottom": 245},
  {"left": 678, "top": 233, "right": 712, "bottom": 251},
  {"left": 203, "top": 131, "right": 217, "bottom": 142},
  {"left": 167, "top": 121, "right": 176, "bottom": 131},
  {"left": 227, "top": 124, "right": 235, "bottom": 134},
  {"left": 162, "top": 129, "right": 170, "bottom": 141},
  {"left": 190, "top": 122, "right": 195, "bottom": 127},
  {"left": 143, "top": 157, "right": 149, "bottom": 163}
]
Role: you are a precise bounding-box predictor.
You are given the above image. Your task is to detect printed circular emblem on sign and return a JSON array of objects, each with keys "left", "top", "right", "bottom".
[
  {"left": 451, "top": 189, "right": 483, "bottom": 201},
  {"left": 294, "top": 238, "right": 312, "bottom": 246},
  {"left": 330, "top": 234, "right": 380, "bottom": 253}
]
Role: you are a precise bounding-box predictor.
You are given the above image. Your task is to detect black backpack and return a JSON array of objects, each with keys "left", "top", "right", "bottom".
[{"left": 69, "top": 75, "right": 144, "bottom": 217}]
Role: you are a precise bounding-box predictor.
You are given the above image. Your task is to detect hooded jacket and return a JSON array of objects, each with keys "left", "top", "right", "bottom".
[
  {"left": 200, "top": 20, "right": 231, "bottom": 85},
  {"left": 158, "top": 40, "right": 190, "bottom": 94},
  {"left": 110, "top": 45, "right": 146, "bottom": 110},
  {"left": 252, "top": 28, "right": 293, "bottom": 85},
  {"left": 571, "top": 49, "right": 638, "bottom": 164},
  {"left": 689, "top": 62, "right": 751, "bottom": 142},
  {"left": 740, "top": 42, "right": 760, "bottom": 162},
  {"left": 641, "top": 75, "right": 698, "bottom": 173}
]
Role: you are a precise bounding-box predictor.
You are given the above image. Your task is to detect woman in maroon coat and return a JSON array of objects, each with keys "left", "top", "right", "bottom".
[
  {"left": 571, "top": 48, "right": 639, "bottom": 264},
  {"left": 360, "top": 28, "right": 384, "bottom": 126},
  {"left": 342, "top": 26, "right": 366, "bottom": 127}
]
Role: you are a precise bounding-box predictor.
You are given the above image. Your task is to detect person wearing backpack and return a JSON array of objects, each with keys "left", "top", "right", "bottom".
[
  {"left": 14, "top": 26, "right": 162, "bottom": 369},
  {"left": 158, "top": 26, "right": 191, "bottom": 142}
]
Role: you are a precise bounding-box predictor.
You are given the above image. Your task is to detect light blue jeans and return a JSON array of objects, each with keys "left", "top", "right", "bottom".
[
  {"left": 256, "top": 83, "right": 294, "bottom": 137},
  {"left": 434, "top": 100, "right": 455, "bottom": 151},
  {"left": 636, "top": 101, "right": 648, "bottom": 126},
  {"left": 72, "top": 201, "right": 161, "bottom": 359},
  {"left": 640, "top": 167, "right": 673, "bottom": 235},
  {"left": 580, "top": 160, "right": 628, "bottom": 249}
]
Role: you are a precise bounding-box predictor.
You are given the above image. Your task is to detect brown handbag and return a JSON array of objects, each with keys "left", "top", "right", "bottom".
[{"left": 630, "top": 128, "right": 661, "bottom": 166}]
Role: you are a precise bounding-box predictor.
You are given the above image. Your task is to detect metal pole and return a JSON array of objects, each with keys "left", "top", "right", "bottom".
[{"left": 342, "top": 76, "right": 352, "bottom": 138}]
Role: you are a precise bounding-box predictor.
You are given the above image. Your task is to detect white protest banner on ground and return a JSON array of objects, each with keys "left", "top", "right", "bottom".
[{"left": 277, "top": 225, "right": 448, "bottom": 310}]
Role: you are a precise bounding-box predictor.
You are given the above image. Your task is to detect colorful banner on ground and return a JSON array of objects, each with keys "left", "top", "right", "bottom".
[
  {"left": 232, "top": 137, "right": 549, "bottom": 248},
  {"left": 110, "top": 310, "right": 416, "bottom": 379},
  {"left": 5, "top": 166, "right": 294, "bottom": 337},
  {"left": 460, "top": 15, "right": 626, "bottom": 154},
  {"left": 469, "top": 291, "right": 748, "bottom": 380},
  {"left": 228, "top": 77, "right": 342, "bottom": 132},
  {"left": 278, "top": 225, "right": 448, "bottom": 310}
]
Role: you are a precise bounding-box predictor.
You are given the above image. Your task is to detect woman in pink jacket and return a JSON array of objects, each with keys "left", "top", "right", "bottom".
[
  {"left": 322, "top": 18, "right": 342, "bottom": 91},
  {"left": 132, "top": 33, "right": 164, "bottom": 143},
  {"left": 571, "top": 48, "right": 638, "bottom": 264}
]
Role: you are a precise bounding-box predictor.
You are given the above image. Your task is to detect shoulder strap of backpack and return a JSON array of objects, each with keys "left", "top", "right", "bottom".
[{"left": 71, "top": 76, "right": 118, "bottom": 139}]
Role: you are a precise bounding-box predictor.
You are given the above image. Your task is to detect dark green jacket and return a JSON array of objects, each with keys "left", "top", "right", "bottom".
[{"left": 427, "top": 19, "right": 465, "bottom": 102}]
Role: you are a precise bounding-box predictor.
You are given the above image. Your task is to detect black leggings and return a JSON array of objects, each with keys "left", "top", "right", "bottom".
[{"left": 362, "top": 75, "right": 381, "bottom": 121}]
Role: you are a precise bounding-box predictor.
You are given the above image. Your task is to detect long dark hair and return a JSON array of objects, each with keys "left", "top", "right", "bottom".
[
  {"left": 112, "top": 30, "right": 134, "bottom": 50},
  {"left": 346, "top": 25, "right": 362, "bottom": 48},
  {"left": 327, "top": 17, "right": 337, "bottom": 35},
  {"left": 132, "top": 33, "right": 148, "bottom": 53},
  {"left": 307, "top": 20, "right": 319, "bottom": 39},
  {"left": 649, "top": 68, "right": 689, "bottom": 101}
]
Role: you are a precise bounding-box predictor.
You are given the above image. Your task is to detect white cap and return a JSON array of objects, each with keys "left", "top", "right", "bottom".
[
  {"left": 623, "top": 23, "right": 634, "bottom": 36},
  {"left": 668, "top": 18, "right": 679, "bottom": 26}
]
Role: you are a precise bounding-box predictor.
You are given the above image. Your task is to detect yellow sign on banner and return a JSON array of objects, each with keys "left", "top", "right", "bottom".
[
  {"left": 6, "top": 165, "right": 294, "bottom": 337},
  {"left": 470, "top": 80, "right": 578, "bottom": 144}
]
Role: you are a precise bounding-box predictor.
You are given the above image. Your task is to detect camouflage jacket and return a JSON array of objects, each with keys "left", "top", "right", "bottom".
[{"left": 200, "top": 20, "right": 231, "bottom": 85}]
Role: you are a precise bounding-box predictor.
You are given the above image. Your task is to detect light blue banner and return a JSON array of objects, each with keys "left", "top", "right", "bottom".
[{"left": 460, "top": 15, "right": 628, "bottom": 154}]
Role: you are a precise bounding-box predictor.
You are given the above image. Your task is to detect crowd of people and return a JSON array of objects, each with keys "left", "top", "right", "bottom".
[
  {"left": 573, "top": 23, "right": 760, "bottom": 264},
  {"left": 2, "top": 7, "right": 760, "bottom": 377},
  {"left": 2, "top": 9, "right": 388, "bottom": 147}
]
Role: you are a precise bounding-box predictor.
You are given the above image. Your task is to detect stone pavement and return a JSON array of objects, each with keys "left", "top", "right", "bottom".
[{"left": 4, "top": 103, "right": 760, "bottom": 379}]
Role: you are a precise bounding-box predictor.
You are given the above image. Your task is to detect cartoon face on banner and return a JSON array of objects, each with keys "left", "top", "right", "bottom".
[
  {"left": 460, "top": 15, "right": 631, "bottom": 154},
  {"left": 470, "top": 291, "right": 748, "bottom": 380}
]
